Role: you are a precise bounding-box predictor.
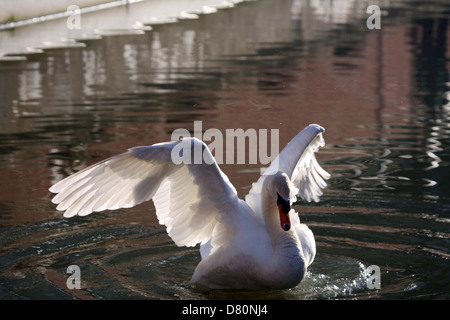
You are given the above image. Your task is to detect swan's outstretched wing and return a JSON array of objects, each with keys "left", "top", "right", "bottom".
[
  {"left": 49, "top": 138, "right": 239, "bottom": 247},
  {"left": 247, "top": 124, "right": 330, "bottom": 204}
]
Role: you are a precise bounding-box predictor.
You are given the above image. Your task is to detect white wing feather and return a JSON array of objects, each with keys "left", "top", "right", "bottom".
[
  {"left": 49, "top": 138, "right": 239, "bottom": 247},
  {"left": 246, "top": 124, "right": 330, "bottom": 208}
]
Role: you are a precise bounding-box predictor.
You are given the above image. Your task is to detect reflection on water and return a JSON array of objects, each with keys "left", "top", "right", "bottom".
[{"left": 0, "top": 0, "right": 450, "bottom": 299}]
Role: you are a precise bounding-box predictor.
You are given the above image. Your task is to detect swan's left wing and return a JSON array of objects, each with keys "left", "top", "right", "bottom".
[
  {"left": 49, "top": 138, "right": 239, "bottom": 247},
  {"left": 247, "top": 124, "right": 330, "bottom": 204}
]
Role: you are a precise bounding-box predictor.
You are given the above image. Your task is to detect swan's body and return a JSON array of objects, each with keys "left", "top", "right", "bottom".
[{"left": 49, "top": 124, "right": 330, "bottom": 290}]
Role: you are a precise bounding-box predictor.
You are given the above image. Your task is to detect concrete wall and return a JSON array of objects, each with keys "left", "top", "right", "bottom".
[
  {"left": 0, "top": 0, "right": 117, "bottom": 23},
  {"left": 0, "top": 0, "right": 244, "bottom": 57}
]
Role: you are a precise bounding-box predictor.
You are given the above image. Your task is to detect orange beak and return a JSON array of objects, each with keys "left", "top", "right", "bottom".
[{"left": 278, "top": 204, "right": 291, "bottom": 231}]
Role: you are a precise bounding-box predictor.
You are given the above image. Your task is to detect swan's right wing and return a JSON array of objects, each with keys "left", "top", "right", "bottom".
[{"left": 49, "top": 138, "right": 239, "bottom": 248}]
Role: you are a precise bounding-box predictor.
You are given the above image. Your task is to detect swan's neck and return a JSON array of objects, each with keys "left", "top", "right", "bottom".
[
  {"left": 261, "top": 186, "right": 298, "bottom": 249},
  {"left": 260, "top": 186, "right": 305, "bottom": 288}
]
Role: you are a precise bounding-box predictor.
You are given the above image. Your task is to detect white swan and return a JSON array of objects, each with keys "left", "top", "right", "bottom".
[{"left": 49, "top": 124, "right": 330, "bottom": 290}]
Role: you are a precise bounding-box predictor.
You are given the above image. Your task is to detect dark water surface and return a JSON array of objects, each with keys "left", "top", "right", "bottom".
[{"left": 1, "top": 0, "right": 450, "bottom": 299}]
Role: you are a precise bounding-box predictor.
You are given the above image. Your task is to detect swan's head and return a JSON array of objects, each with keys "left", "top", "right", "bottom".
[{"left": 267, "top": 172, "right": 292, "bottom": 232}]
